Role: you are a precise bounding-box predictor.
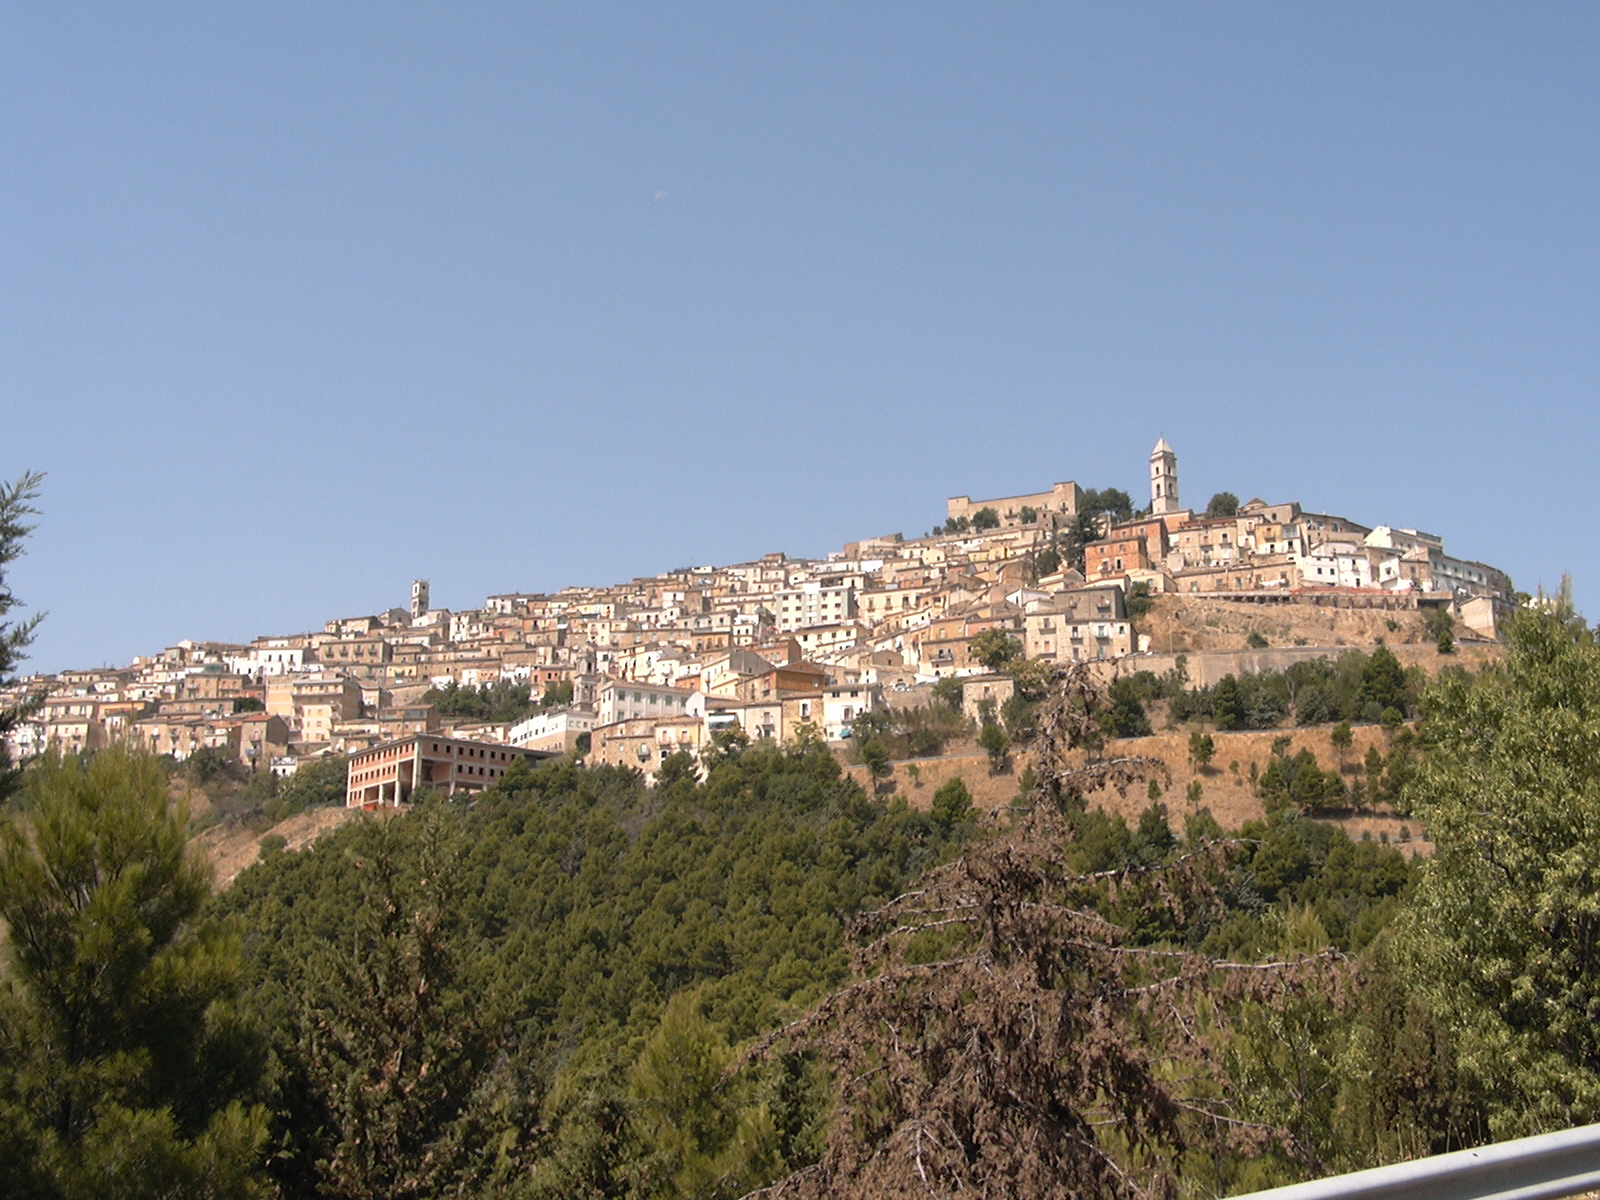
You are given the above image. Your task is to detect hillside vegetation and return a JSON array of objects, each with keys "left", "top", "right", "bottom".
[{"left": 1, "top": 604, "right": 1599, "bottom": 1198}]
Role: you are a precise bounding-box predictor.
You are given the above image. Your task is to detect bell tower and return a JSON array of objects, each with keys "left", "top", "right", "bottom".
[{"left": 1150, "top": 437, "right": 1179, "bottom": 516}]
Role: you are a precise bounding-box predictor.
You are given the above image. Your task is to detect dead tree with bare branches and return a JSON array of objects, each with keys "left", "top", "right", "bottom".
[{"left": 740, "top": 661, "right": 1345, "bottom": 1200}]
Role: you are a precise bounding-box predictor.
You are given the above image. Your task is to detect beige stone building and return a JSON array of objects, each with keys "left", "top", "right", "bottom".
[
  {"left": 1175, "top": 559, "right": 1300, "bottom": 593},
  {"left": 961, "top": 674, "right": 1016, "bottom": 723},
  {"left": 946, "top": 481, "right": 1083, "bottom": 530},
  {"left": 704, "top": 697, "right": 788, "bottom": 743},
  {"left": 346, "top": 733, "right": 553, "bottom": 807},
  {"left": 1023, "top": 586, "right": 1133, "bottom": 662},
  {"left": 590, "top": 715, "right": 707, "bottom": 774}
]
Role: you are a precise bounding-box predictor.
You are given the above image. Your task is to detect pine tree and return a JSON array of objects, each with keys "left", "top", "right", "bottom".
[
  {"left": 0, "top": 747, "right": 269, "bottom": 1198},
  {"left": 0, "top": 472, "right": 45, "bottom": 802},
  {"left": 1360, "top": 646, "right": 1409, "bottom": 718},
  {"left": 930, "top": 777, "right": 974, "bottom": 828},
  {"left": 1212, "top": 675, "right": 1244, "bottom": 730},
  {"left": 285, "top": 804, "right": 522, "bottom": 1199}
]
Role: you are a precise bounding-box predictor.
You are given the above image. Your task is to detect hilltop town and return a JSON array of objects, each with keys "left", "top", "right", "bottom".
[{"left": 2, "top": 440, "right": 1515, "bottom": 805}]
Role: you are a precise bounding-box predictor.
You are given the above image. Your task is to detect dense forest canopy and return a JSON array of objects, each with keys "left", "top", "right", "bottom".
[{"left": 0, "top": 603, "right": 1598, "bottom": 1198}]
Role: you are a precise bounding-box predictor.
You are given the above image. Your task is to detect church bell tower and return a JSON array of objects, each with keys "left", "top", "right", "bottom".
[{"left": 1150, "top": 438, "right": 1179, "bottom": 516}]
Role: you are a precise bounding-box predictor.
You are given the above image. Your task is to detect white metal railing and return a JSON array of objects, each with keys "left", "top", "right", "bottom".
[{"left": 1231, "top": 1123, "right": 1600, "bottom": 1200}]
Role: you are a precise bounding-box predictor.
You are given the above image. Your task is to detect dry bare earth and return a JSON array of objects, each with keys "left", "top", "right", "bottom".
[
  {"left": 1139, "top": 594, "right": 1486, "bottom": 654},
  {"left": 194, "top": 805, "right": 358, "bottom": 889},
  {"left": 846, "top": 722, "right": 1430, "bottom": 853}
]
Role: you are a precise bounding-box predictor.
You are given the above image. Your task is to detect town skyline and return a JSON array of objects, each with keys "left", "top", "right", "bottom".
[
  {"left": 11, "top": 432, "right": 1538, "bottom": 678},
  {"left": 12, "top": 436, "right": 1519, "bottom": 676},
  {"left": 6, "top": 6, "right": 1596, "bottom": 674},
  {"left": 4, "top": 435, "right": 1514, "bottom": 785}
]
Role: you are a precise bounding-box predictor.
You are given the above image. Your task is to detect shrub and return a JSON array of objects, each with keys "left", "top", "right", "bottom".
[{"left": 931, "top": 778, "right": 974, "bottom": 827}]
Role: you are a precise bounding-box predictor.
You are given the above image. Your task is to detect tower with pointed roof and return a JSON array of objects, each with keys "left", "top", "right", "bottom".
[{"left": 1150, "top": 437, "right": 1179, "bottom": 515}]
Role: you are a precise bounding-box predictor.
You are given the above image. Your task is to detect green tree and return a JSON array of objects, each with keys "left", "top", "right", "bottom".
[
  {"left": 1206, "top": 492, "right": 1240, "bottom": 518},
  {"left": 630, "top": 992, "right": 777, "bottom": 1198},
  {"left": 422, "top": 678, "right": 541, "bottom": 724},
  {"left": 1032, "top": 547, "right": 1061, "bottom": 579},
  {"left": 971, "top": 629, "right": 1022, "bottom": 672},
  {"left": 1124, "top": 579, "right": 1155, "bottom": 620},
  {"left": 1330, "top": 721, "right": 1354, "bottom": 766},
  {"left": 1079, "top": 487, "right": 1134, "bottom": 522},
  {"left": 971, "top": 506, "right": 1000, "bottom": 531},
  {"left": 186, "top": 745, "right": 242, "bottom": 787},
  {"left": 285, "top": 806, "right": 516, "bottom": 1199},
  {"left": 849, "top": 709, "right": 890, "bottom": 740},
  {"left": 1189, "top": 730, "right": 1215, "bottom": 771},
  {"left": 0, "top": 747, "right": 269, "bottom": 1198},
  {"left": 1256, "top": 748, "right": 1346, "bottom": 817},
  {"left": 930, "top": 777, "right": 973, "bottom": 828},
  {"left": 977, "top": 721, "right": 1009, "bottom": 772},
  {"left": 540, "top": 680, "right": 575, "bottom": 707},
  {"left": 701, "top": 726, "right": 751, "bottom": 771},
  {"left": 1424, "top": 605, "right": 1458, "bottom": 655},
  {"left": 1102, "top": 678, "right": 1153, "bottom": 738},
  {"left": 1063, "top": 510, "right": 1104, "bottom": 574},
  {"left": 1212, "top": 674, "right": 1245, "bottom": 730},
  {"left": 1018, "top": 505, "right": 1038, "bottom": 525},
  {"left": 858, "top": 737, "right": 891, "bottom": 789},
  {"left": 1360, "top": 646, "right": 1410, "bottom": 718},
  {"left": 0, "top": 472, "right": 45, "bottom": 802},
  {"left": 930, "top": 676, "right": 965, "bottom": 713},
  {"left": 1401, "top": 604, "right": 1600, "bottom": 1137},
  {"left": 264, "top": 756, "right": 348, "bottom": 823},
  {"left": 998, "top": 692, "right": 1038, "bottom": 741},
  {"left": 232, "top": 697, "right": 265, "bottom": 714}
]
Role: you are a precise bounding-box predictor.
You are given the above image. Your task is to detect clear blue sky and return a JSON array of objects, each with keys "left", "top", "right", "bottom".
[{"left": 4, "top": 4, "right": 1596, "bottom": 673}]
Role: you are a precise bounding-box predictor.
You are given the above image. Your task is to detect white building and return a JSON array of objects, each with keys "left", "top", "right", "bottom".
[
  {"left": 450, "top": 610, "right": 490, "bottom": 642},
  {"left": 597, "top": 679, "right": 699, "bottom": 726},
  {"left": 239, "top": 644, "right": 312, "bottom": 676},
  {"left": 509, "top": 708, "right": 597, "bottom": 753},
  {"left": 1296, "top": 542, "right": 1374, "bottom": 590},
  {"left": 1365, "top": 526, "right": 1444, "bottom": 556},
  {"left": 793, "top": 622, "right": 865, "bottom": 656},
  {"left": 822, "top": 682, "right": 883, "bottom": 741},
  {"left": 775, "top": 583, "right": 856, "bottom": 632},
  {"left": 1430, "top": 554, "right": 1509, "bottom": 599}
]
